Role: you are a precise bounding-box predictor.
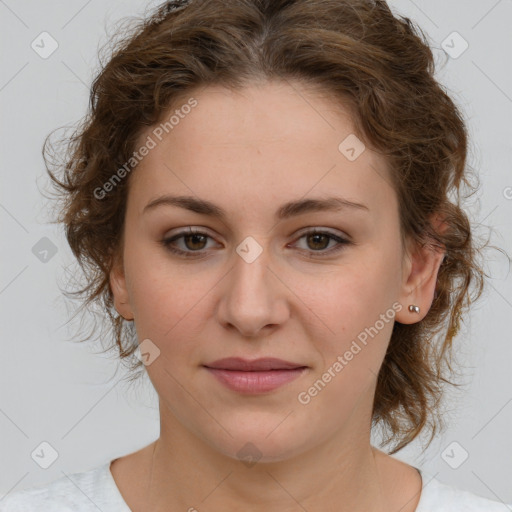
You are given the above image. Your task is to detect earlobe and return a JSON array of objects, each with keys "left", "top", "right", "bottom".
[{"left": 109, "top": 258, "right": 135, "bottom": 321}]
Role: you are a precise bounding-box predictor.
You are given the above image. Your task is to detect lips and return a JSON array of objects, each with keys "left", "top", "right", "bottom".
[
  {"left": 204, "top": 357, "right": 306, "bottom": 371},
  {"left": 203, "top": 357, "right": 308, "bottom": 394}
]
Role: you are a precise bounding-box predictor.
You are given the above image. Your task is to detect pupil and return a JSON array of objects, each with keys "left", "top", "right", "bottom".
[
  {"left": 185, "top": 234, "right": 206, "bottom": 250},
  {"left": 308, "top": 234, "right": 328, "bottom": 250}
]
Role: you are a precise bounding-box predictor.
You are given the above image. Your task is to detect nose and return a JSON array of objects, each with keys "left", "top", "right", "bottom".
[{"left": 215, "top": 243, "right": 290, "bottom": 338}]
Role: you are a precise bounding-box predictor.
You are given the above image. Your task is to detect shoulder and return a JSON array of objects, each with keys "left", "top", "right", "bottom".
[
  {"left": 0, "top": 461, "right": 130, "bottom": 512},
  {"left": 416, "top": 471, "right": 511, "bottom": 512}
]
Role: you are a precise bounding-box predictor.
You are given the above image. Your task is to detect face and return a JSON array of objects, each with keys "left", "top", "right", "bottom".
[{"left": 110, "top": 80, "right": 440, "bottom": 463}]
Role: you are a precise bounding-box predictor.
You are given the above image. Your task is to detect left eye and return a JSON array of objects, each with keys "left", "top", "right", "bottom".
[
  {"left": 161, "top": 228, "right": 351, "bottom": 258},
  {"left": 291, "top": 230, "right": 351, "bottom": 255}
]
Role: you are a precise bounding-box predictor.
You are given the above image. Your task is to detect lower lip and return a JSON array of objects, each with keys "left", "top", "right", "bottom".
[{"left": 204, "top": 367, "right": 307, "bottom": 394}]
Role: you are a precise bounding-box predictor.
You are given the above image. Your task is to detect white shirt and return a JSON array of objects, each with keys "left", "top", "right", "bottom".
[{"left": 0, "top": 461, "right": 509, "bottom": 511}]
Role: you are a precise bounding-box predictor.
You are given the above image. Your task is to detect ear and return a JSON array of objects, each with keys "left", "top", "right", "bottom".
[
  {"left": 109, "top": 251, "right": 134, "bottom": 321},
  {"left": 395, "top": 213, "right": 447, "bottom": 324}
]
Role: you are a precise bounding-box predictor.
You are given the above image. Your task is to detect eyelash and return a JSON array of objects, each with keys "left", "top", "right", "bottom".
[{"left": 161, "top": 228, "right": 352, "bottom": 259}]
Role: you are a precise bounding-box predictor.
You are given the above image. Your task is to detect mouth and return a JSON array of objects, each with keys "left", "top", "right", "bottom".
[
  {"left": 204, "top": 357, "right": 307, "bottom": 371},
  {"left": 203, "top": 357, "right": 308, "bottom": 394}
]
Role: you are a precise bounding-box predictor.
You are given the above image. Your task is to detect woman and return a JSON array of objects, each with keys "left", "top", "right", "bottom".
[{"left": 1, "top": 0, "right": 509, "bottom": 510}]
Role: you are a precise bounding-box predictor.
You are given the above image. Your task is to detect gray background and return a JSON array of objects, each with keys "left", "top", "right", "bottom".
[{"left": 1, "top": 0, "right": 511, "bottom": 505}]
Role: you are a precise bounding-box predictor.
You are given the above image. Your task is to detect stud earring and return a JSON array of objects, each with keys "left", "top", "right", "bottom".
[{"left": 408, "top": 304, "right": 420, "bottom": 313}]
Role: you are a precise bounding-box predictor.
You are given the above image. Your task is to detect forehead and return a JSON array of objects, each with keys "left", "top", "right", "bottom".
[{"left": 130, "top": 81, "right": 396, "bottom": 219}]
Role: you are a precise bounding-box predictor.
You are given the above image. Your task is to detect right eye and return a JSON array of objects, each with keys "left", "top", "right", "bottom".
[{"left": 161, "top": 228, "right": 219, "bottom": 258}]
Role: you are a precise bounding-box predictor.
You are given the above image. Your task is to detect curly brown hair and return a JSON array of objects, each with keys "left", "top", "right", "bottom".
[{"left": 44, "top": 0, "right": 502, "bottom": 454}]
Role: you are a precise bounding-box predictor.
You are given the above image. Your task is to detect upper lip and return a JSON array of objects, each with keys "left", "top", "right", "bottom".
[{"left": 204, "top": 357, "right": 307, "bottom": 371}]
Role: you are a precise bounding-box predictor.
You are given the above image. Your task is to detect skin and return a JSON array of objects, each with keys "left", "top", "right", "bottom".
[{"left": 109, "top": 80, "right": 445, "bottom": 511}]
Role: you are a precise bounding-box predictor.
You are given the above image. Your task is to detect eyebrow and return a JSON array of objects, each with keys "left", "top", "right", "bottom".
[{"left": 143, "top": 194, "right": 369, "bottom": 221}]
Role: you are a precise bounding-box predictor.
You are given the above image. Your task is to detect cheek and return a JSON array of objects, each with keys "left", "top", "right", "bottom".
[
  {"left": 299, "top": 279, "right": 395, "bottom": 418},
  {"left": 307, "top": 265, "right": 391, "bottom": 329},
  {"left": 124, "top": 249, "right": 226, "bottom": 359},
  {"left": 301, "top": 255, "right": 398, "bottom": 370},
  {"left": 123, "top": 246, "right": 193, "bottom": 334}
]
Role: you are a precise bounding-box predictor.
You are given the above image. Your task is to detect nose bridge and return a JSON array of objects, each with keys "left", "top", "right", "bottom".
[{"left": 230, "top": 238, "right": 273, "bottom": 307}]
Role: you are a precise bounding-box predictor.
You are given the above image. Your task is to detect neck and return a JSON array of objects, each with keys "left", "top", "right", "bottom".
[{"left": 144, "top": 404, "right": 389, "bottom": 511}]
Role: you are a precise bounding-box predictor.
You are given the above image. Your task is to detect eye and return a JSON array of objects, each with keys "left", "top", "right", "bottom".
[
  {"left": 161, "top": 227, "right": 352, "bottom": 259},
  {"left": 161, "top": 228, "right": 218, "bottom": 258},
  {"left": 290, "top": 229, "right": 352, "bottom": 256}
]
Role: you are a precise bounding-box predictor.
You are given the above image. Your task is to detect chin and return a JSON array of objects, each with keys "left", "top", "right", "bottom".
[{"left": 206, "top": 425, "right": 312, "bottom": 465}]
